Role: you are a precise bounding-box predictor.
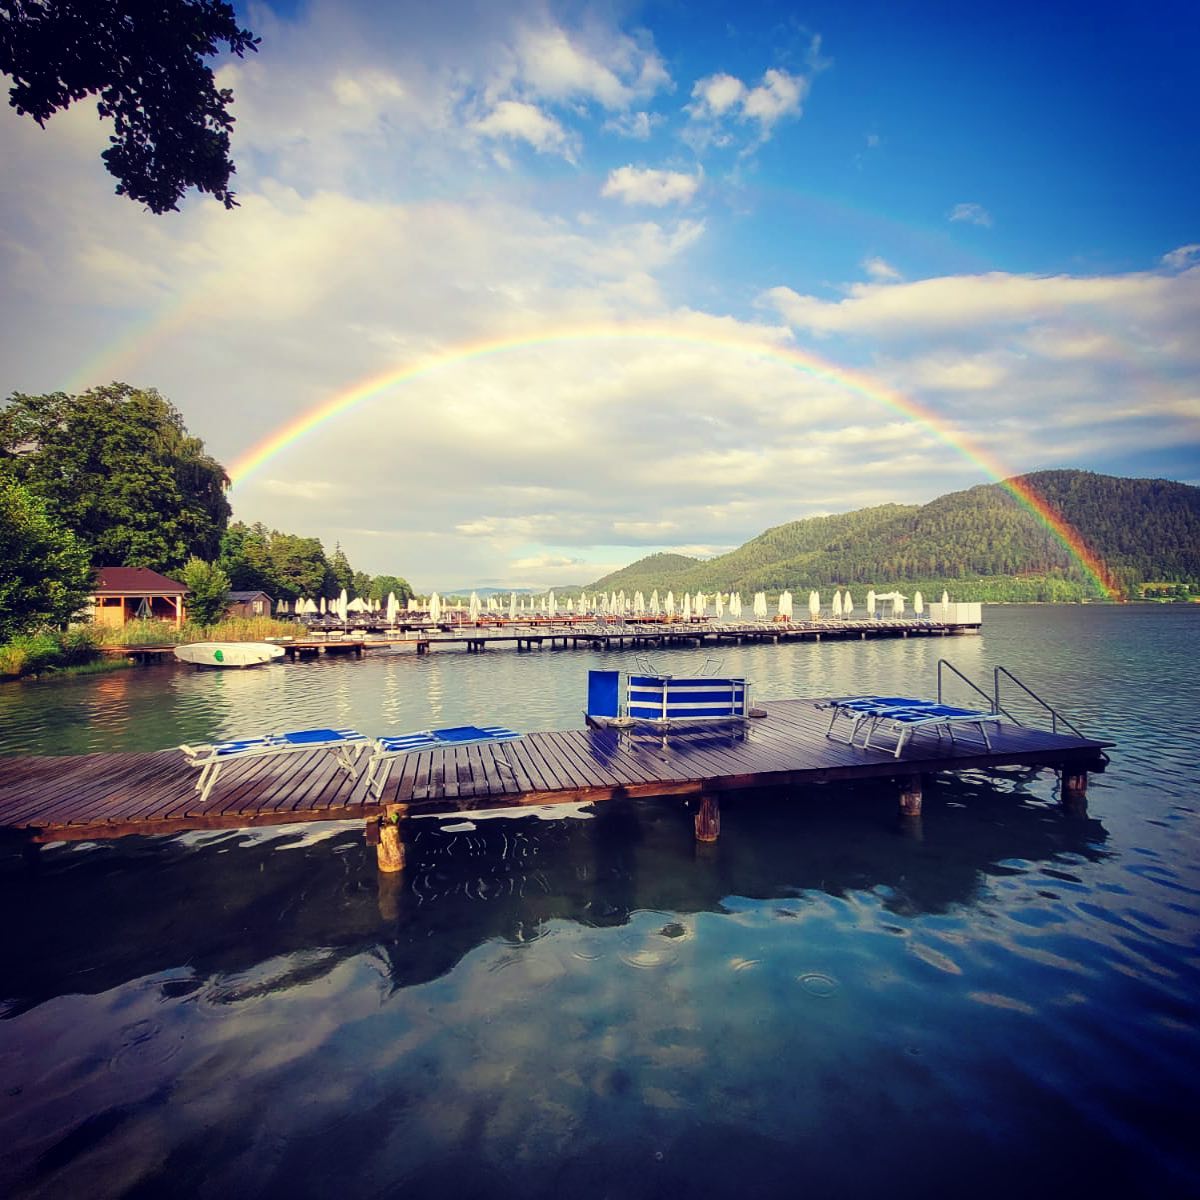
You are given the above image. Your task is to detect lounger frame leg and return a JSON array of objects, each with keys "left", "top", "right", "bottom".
[{"left": 196, "top": 761, "right": 221, "bottom": 804}]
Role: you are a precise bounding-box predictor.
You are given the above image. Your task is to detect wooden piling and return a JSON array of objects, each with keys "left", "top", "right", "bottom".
[
  {"left": 1060, "top": 767, "right": 1088, "bottom": 815},
  {"left": 694, "top": 793, "right": 720, "bottom": 842},
  {"left": 376, "top": 803, "right": 407, "bottom": 872},
  {"left": 898, "top": 776, "right": 923, "bottom": 816}
]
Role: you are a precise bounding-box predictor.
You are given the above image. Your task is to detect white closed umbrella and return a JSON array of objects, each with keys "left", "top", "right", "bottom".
[
  {"left": 337, "top": 588, "right": 349, "bottom": 623},
  {"left": 682, "top": 592, "right": 692, "bottom": 620},
  {"left": 731, "top": 592, "right": 743, "bottom": 618},
  {"left": 663, "top": 591, "right": 674, "bottom": 617},
  {"left": 914, "top": 591, "right": 924, "bottom": 616},
  {"left": 386, "top": 592, "right": 398, "bottom": 625},
  {"left": 319, "top": 596, "right": 327, "bottom": 615},
  {"left": 753, "top": 591, "right": 767, "bottom": 619},
  {"left": 781, "top": 590, "right": 794, "bottom": 619},
  {"left": 548, "top": 590, "right": 556, "bottom": 616},
  {"left": 429, "top": 592, "right": 441, "bottom": 622},
  {"left": 941, "top": 590, "right": 950, "bottom": 607},
  {"left": 867, "top": 589, "right": 876, "bottom": 617},
  {"left": 808, "top": 590, "right": 820, "bottom": 620},
  {"left": 832, "top": 590, "right": 843, "bottom": 618},
  {"left": 649, "top": 590, "right": 660, "bottom": 616},
  {"left": 715, "top": 591, "right": 724, "bottom": 619},
  {"left": 468, "top": 591, "right": 480, "bottom": 620},
  {"left": 844, "top": 591, "right": 854, "bottom": 617}
]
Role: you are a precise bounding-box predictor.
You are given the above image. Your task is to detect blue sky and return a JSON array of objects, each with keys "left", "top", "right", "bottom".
[{"left": 1, "top": 0, "right": 1197, "bottom": 589}]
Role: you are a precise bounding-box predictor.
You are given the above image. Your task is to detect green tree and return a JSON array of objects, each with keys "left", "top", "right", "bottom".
[
  {"left": 268, "top": 534, "right": 328, "bottom": 599},
  {"left": 0, "top": 477, "right": 92, "bottom": 642},
  {"left": 0, "top": 383, "right": 231, "bottom": 571},
  {"left": 370, "top": 574, "right": 414, "bottom": 605},
  {"left": 1, "top": 0, "right": 259, "bottom": 212},
  {"left": 180, "top": 557, "right": 231, "bottom": 627},
  {"left": 351, "top": 570, "right": 372, "bottom": 599},
  {"left": 219, "top": 520, "right": 272, "bottom": 590},
  {"left": 327, "top": 543, "right": 354, "bottom": 595}
]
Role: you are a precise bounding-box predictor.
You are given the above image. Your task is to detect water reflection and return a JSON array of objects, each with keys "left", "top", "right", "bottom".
[{"left": 0, "top": 777, "right": 1105, "bottom": 1017}]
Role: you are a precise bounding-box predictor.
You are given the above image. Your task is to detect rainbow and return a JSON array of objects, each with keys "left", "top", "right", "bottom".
[{"left": 225, "top": 323, "right": 1120, "bottom": 597}]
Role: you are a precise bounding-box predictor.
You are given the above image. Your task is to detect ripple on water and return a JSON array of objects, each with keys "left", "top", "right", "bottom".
[
  {"left": 797, "top": 972, "right": 840, "bottom": 998},
  {"left": 109, "top": 1017, "right": 183, "bottom": 1073}
]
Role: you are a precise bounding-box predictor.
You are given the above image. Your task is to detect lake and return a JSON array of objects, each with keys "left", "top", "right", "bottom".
[{"left": 1, "top": 605, "right": 1198, "bottom": 1197}]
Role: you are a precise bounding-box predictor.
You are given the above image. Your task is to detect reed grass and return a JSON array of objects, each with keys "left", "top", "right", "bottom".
[{"left": 92, "top": 616, "right": 306, "bottom": 646}]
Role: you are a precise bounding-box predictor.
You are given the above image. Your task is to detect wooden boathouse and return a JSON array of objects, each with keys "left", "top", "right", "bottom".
[{"left": 0, "top": 693, "right": 1112, "bottom": 872}]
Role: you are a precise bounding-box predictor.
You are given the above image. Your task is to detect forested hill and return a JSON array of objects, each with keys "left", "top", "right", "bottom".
[{"left": 586, "top": 471, "right": 1200, "bottom": 600}]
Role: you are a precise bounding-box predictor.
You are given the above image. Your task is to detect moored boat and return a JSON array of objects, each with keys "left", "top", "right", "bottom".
[{"left": 173, "top": 642, "right": 286, "bottom": 668}]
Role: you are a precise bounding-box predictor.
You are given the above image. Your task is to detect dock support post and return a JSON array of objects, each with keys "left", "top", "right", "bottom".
[
  {"left": 376, "top": 803, "right": 407, "bottom": 873},
  {"left": 1060, "top": 767, "right": 1088, "bottom": 815},
  {"left": 898, "top": 776, "right": 923, "bottom": 816},
  {"left": 694, "top": 793, "right": 720, "bottom": 843}
]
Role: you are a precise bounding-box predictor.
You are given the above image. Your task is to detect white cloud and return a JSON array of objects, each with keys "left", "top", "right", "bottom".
[
  {"left": 684, "top": 64, "right": 811, "bottom": 152},
  {"left": 511, "top": 552, "right": 586, "bottom": 570},
  {"left": 763, "top": 269, "right": 1199, "bottom": 340},
  {"left": 862, "top": 256, "right": 901, "bottom": 282},
  {"left": 472, "top": 100, "right": 577, "bottom": 160},
  {"left": 948, "top": 202, "right": 993, "bottom": 228},
  {"left": 603, "top": 110, "right": 662, "bottom": 139},
  {"left": 602, "top": 166, "right": 701, "bottom": 207},
  {"left": 1161, "top": 244, "right": 1200, "bottom": 271},
  {"left": 688, "top": 73, "right": 747, "bottom": 119},
  {"left": 742, "top": 69, "right": 808, "bottom": 127},
  {"left": 514, "top": 25, "right": 670, "bottom": 109}
]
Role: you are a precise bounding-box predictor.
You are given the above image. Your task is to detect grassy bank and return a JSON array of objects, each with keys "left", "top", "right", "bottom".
[
  {"left": 0, "top": 628, "right": 108, "bottom": 681},
  {"left": 2, "top": 616, "right": 309, "bottom": 680}
]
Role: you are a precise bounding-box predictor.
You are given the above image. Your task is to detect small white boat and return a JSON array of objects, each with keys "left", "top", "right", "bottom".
[{"left": 173, "top": 642, "right": 286, "bottom": 668}]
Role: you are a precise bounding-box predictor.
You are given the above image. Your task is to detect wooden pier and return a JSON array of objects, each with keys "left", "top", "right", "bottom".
[
  {"left": 100, "top": 617, "right": 982, "bottom": 665},
  {"left": 0, "top": 700, "right": 1111, "bottom": 858}
]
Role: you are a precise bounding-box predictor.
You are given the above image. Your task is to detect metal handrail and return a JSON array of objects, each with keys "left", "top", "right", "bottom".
[
  {"left": 994, "top": 665, "right": 1085, "bottom": 738},
  {"left": 937, "top": 659, "right": 1022, "bottom": 724}
]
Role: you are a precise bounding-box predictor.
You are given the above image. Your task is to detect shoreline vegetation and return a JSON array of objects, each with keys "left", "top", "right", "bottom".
[{"left": 0, "top": 617, "right": 306, "bottom": 682}]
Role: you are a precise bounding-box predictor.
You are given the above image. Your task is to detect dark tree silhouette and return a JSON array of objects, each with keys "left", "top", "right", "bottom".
[{"left": 0, "top": 0, "right": 259, "bottom": 213}]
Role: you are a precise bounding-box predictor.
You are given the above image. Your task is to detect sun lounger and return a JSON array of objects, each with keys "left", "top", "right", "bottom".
[
  {"left": 824, "top": 696, "right": 1001, "bottom": 757},
  {"left": 364, "top": 724, "right": 522, "bottom": 799},
  {"left": 179, "top": 727, "right": 369, "bottom": 804}
]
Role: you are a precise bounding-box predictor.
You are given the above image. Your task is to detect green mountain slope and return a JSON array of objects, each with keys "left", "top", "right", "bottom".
[{"left": 586, "top": 471, "right": 1200, "bottom": 600}]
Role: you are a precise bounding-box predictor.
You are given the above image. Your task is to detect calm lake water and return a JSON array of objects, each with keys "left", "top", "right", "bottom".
[{"left": 1, "top": 605, "right": 1198, "bottom": 1197}]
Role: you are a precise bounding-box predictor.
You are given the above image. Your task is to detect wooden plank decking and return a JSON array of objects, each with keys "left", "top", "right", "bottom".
[{"left": 0, "top": 699, "right": 1112, "bottom": 844}]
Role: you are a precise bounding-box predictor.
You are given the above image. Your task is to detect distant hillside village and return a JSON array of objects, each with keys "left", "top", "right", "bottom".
[{"left": 3, "top": 385, "right": 1198, "bottom": 677}]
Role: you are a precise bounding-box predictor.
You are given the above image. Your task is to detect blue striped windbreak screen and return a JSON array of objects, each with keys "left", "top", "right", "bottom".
[{"left": 626, "top": 675, "right": 748, "bottom": 721}]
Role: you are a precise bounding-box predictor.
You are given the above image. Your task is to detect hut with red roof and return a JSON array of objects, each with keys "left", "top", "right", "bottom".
[{"left": 91, "top": 567, "right": 187, "bottom": 630}]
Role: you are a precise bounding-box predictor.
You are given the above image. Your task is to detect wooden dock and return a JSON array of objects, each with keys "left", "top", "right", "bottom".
[
  {"left": 0, "top": 700, "right": 1111, "bottom": 854},
  {"left": 100, "top": 618, "right": 981, "bottom": 664}
]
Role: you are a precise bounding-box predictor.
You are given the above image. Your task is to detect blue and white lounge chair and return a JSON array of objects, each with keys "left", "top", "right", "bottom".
[
  {"left": 824, "top": 696, "right": 1000, "bottom": 758},
  {"left": 180, "top": 728, "right": 369, "bottom": 804},
  {"left": 364, "top": 724, "right": 522, "bottom": 799}
]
